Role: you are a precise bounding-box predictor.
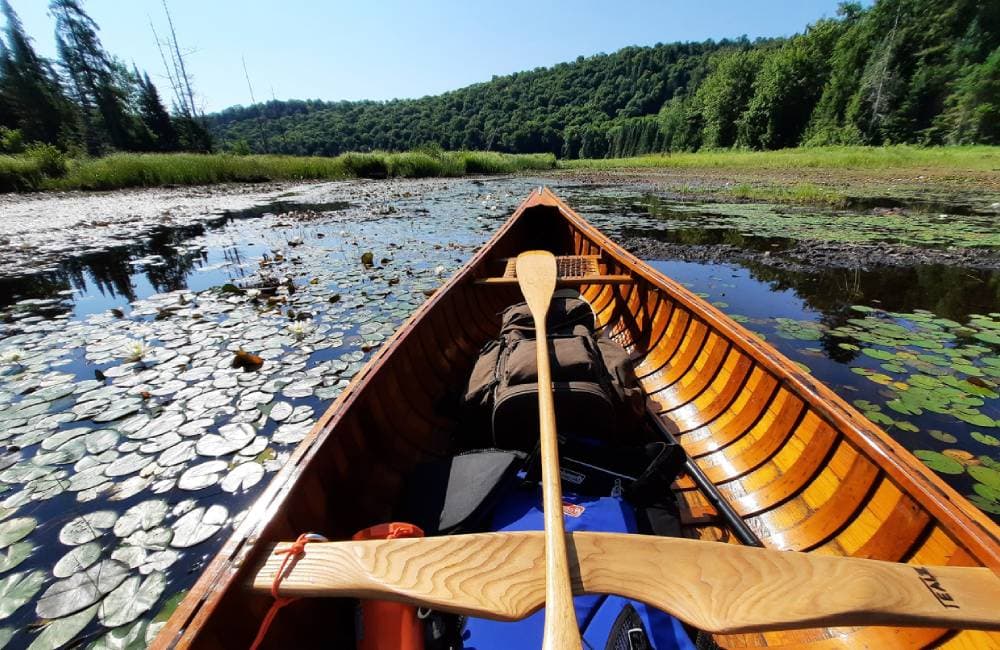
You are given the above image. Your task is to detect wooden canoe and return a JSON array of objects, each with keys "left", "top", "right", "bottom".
[{"left": 153, "top": 187, "right": 1000, "bottom": 649}]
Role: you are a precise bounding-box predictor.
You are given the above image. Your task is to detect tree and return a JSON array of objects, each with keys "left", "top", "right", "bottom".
[
  {"left": 695, "top": 48, "right": 763, "bottom": 149},
  {"left": 137, "top": 71, "right": 178, "bottom": 150},
  {"left": 941, "top": 46, "right": 1000, "bottom": 144},
  {"left": 0, "top": 0, "right": 75, "bottom": 146},
  {"left": 50, "top": 0, "right": 138, "bottom": 152}
]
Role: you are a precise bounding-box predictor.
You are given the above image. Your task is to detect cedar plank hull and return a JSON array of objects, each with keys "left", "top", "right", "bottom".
[{"left": 153, "top": 188, "right": 1000, "bottom": 649}]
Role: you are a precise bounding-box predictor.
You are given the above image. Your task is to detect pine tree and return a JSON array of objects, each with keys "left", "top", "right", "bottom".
[
  {"left": 138, "top": 71, "right": 177, "bottom": 150},
  {"left": 0, "top": 0, "right": 75, "bottom": 145},
  {"left": 50, "top": 0, "right": 138, "bottom": 152}
]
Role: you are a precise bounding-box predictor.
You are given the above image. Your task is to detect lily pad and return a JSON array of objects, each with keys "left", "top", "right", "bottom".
[
  {"left": 0, "top": 570, "right": 46, "bottom": 619},
  {"left": 89, "top": 619, "right": 147, "bottom": 650},
  {"left": 968, "top": 465, "right": 1000, "bottom": 490},
  {"left": 0, "top": 517, "right": 35, "bottom": 549},
  {"left": 220, "top": 462, "right": 264, "bottom": 494},
  {"left": 913, "top": 450, "right": 964, "bottom": 475},
  {"left": 170, "top": 505, "right": 227, "bottom": 548},
  {"left": 36, "top": 560, "right": 129, "bottom": 619},
  {"left": 927, "top": 429, "right": 958, "bottom": 444},
  {"left": 27, "top": 603, "right": 98, "bottom": 650},
  {"left": 113, "top": 500, "right": 168, "bottom": 538},
  {"left": 59, "top": 511, "right": 118, "bottom": 545},
  {"left": 0, "top": 541, "right": 32, "bottom": 574},
  {"left": 98, "top": 571, "right": 166, "bottom": 628},
  {"left": 177, "top": 461, "right": 227, "bottom": 491},
  {"left": 971, "top": 431, "right": 1000, "bottom": 447},
  {"left": 53, "top": 541, "right": 101, "bottom": 578}
]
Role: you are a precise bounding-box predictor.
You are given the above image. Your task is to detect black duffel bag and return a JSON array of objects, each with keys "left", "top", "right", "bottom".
[{"left": 462, "top": 291, "right": 646, "bottom": 450}]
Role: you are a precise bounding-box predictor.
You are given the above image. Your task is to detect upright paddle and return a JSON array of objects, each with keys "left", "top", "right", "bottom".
[{"left": 514, "top": 250, "right": 582, "bottom": 650}]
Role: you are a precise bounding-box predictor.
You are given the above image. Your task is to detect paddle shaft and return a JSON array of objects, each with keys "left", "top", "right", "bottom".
[
  {"left": 255, "top": 532, "right": 1000, "bottom": 634},
  {"left": 516, "top": 251, "right": 582, "bottom": 650}
]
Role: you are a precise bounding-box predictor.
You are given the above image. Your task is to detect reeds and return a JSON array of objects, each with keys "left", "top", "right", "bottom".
[{"left": 0, "top": 151, "right": 557, "bottom": 193}]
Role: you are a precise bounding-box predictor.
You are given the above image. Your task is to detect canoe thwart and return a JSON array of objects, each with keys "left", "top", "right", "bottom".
[
  {"left": 251, "top": 532, "right": 1000, "bottom": 634},
  {"left": 476, "top": 255, "right": 633, "bottom": 286}
]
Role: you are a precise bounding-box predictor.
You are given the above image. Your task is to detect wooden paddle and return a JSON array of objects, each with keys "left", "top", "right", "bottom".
[
  {"left": 513, "top": 250, "right": 581, "bottom": 650},
  {"left": 254, "top": 531, "right": 1000, "bottom": 634}
]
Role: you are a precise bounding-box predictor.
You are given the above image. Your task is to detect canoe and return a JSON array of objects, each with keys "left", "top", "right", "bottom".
[{"left": 154, "top": 187, "right": 1000, "bottom": 649}]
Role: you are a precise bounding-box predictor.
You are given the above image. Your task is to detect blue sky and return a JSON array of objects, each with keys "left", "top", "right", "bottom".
[{"left": 8, "top": 0, "right": 869, "bottom": 113}]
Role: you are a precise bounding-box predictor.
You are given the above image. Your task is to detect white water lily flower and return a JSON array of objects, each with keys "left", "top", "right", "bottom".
[
  {"left": 287, "top": 322, "right": 313, "bottom": 340},
  {"left": 434, "top": 265, "right": 446, "bottom": 277},
  {"left": 123, "top": 339, "right": 151, "bottom": 362}
]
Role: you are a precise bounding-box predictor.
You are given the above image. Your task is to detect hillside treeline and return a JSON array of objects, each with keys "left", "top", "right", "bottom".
[
  {"left": 210, "top": 0, "right": 1000, "bottom": 157},
  {"left": 0, "top": 0, "right": 210, "bottom": 157}
]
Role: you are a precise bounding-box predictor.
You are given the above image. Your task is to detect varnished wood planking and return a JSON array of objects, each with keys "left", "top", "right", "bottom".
[{"left": 154, "top": 188, "right": 1000, "bottom": 650}]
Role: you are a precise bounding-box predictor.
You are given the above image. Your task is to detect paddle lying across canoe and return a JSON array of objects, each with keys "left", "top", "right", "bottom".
[{"left": 153, "top": 188, "right": 1000, "bottom": 649}]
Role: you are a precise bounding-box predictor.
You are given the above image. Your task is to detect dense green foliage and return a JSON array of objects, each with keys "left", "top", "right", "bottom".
[
  {"left": 0, "top": 0, "right": 210, "bottom": 156},
  {"left": 210, "top": 0, "right": 1000, "bottom": 157},
  {"left": 0, "top": 150, "right": 555, "bottom": 192}
]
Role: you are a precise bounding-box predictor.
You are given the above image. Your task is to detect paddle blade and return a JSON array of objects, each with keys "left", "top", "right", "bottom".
[
  {"left": 515, "top": 251, "right": 558, "bottom": 320},
  {"left": 253, "top": 532, "right": 1000, "bottom": 634}
]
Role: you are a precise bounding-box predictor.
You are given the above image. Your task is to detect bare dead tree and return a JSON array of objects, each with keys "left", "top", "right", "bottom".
[
  {"left": 161, "top": 0, "right": 197, "bottom": 117},
  {"left": 149, "top": 17, "right": 185, "bottom": 114},
  {"left": 242, "top": 55, "right": 268, "bottom": 152}
]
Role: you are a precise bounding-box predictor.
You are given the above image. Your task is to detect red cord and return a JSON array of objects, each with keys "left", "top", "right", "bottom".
[{"left": 249, "top": 533, "right": 327, "bottom": 650}]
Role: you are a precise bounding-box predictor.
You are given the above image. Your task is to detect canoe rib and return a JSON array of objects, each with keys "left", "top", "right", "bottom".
[{"left": 153, "top": 187, "right": 1000, "bottom": 650}]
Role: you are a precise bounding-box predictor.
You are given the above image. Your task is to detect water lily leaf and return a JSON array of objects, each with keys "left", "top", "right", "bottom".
[
  {"left": 27, "top": 602, "right": 98, "bottom": 650},
  {"left": 0, "top": 570, "right": 46, "bottom": 619},
  {"left": 157, "top": 440, "right": 196, "bottom": 467},
  {"left": 220, "top": 462, "right": 264, "bottom": 494},
  {"left": 927, "top": 429, "right": 958, "bottom": 444},
  {"left": 139, "top": 549, "right": 179, "bottom": 575},
  {"left": 971, "top": 431, "right": 1000, "bottom": 446},
  {"left": 177, "top": 461, "right": 227, "bottom": 490},
  {"left": 861, "top": 348, "right": 895, "bottom": 361},
  {"left": 92, "top": 400, "right": 141, "bottom": 423},
  {"left": 968, "top": 494, "right": 1000, "bottom": 515},
  {"left": 36, "top": 560, "right": 128, "bottom": 619},
  {"left": 98, "top": 571, "right": 166, "bottom": 628},
  {"left": 170, "top": 505, "right": 227, "bottom": 548},
  {"left": 89, "top": 619, "right": 147, "bottom": 650},
  {"left": 123, "top": 527, "right": 172, "bottom": 551},
  {"left": 973, "top": 331, "right": 1000, "bottom": 346},
  {"left": 973, "top": 481, "right": 1000, "bottom": 502},
  {"left": 130, "top": 413, "right": 184, "bottom": 441},
  {"left": 954, "top": 411, "right": 996, "bottom": 428},
  {"left": 59, "top": 511, "right": 118, "bottom": 545},
  {"left": 113, "top": 500, "right": 168, "bottom": 538},
  {"left": 0, "top": 517, "right": 35, "bottom": 549},
  {"left": 53, "top": 541, "right": 101, "bottom": 578},
  {"left": 0, "top": 628, "right": 13, "bottom": 648},
  {"left": 913, "top": 450, "right": 964, "bottom": 475},
  {"left": 968, "top": 465, "right": 1000, "bottom": 490},
  {"left": 269, "top": 401, "right": 293, "bottom": 422},
  {"left": 0, "top": 541, "right": 32, "bottom": 574}
]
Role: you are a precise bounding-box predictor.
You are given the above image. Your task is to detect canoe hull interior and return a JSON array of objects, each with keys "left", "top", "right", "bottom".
[{"left": 154, "top": 188, "right": 1000, "bottom": 649}]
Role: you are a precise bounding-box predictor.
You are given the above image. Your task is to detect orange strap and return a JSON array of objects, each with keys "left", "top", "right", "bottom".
[{"left": 249, "top": 533, "right": 327, "bottom": 650}]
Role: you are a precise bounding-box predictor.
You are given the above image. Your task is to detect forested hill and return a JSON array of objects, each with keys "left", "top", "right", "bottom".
[{"left": 209, "top": 0, "right": 1000, "bottom": 158}]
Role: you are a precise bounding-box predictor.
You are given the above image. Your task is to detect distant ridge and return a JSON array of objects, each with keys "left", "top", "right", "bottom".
[{"left": 208, "top": 0, "right": 1000, "bottom": 157}]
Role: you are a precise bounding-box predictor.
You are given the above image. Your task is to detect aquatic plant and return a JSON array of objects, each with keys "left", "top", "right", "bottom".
[
  {"left": 122, "top": 339, "right": 151, "bottom": 362},
  {"left": 1, "top": 151, "right": 557, "bottom": 193}
]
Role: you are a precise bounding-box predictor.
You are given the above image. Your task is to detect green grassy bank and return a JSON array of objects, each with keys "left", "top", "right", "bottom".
[
  {"left": 0, "top": 150, "right": 556, "bottom": 193},
  {"left": 560, "top": 145, "right": 1000, "bottom": 173}
]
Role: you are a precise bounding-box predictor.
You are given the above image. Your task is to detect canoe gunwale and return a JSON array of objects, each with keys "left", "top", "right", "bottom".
[
  {"left": 153, "top": 186, "right": 1000, "bottom": 650},
  {"left": 536, "top": 187, "right": 1000, "bottom": 572}
]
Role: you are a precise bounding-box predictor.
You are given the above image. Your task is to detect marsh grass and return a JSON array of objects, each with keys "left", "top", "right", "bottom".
[
  {"left": 1, "top": 151, "right": 556, "bottom": 192},
  {"left": 727, "top": 182, "right": 847, "bottom": 206},
  {"left": 561, "top": 145, "right": 1000, "bottom": 173},
  {"left": 0, "top": 155, "right": 45, "bottom": 192}
]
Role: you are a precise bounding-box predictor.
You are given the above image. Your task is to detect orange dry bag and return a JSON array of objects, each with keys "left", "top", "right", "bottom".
[{"left": 353, "top": 522, "right": 426, "bottom": 650}]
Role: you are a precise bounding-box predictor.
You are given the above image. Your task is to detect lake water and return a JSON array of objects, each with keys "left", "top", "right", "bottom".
[{"left": 0, "top": 177, "right": 997, "bottom": 649}]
